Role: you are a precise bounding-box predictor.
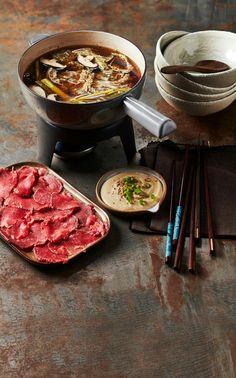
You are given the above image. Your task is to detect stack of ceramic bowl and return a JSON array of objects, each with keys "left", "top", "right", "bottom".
[{"left": 154, "top": 30, "right": 236, "bottom": 116}]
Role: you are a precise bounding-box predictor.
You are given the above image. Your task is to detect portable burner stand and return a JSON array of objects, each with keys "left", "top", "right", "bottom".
[{"left": 36, "top": 115, "right": 137, "bottom": 166}]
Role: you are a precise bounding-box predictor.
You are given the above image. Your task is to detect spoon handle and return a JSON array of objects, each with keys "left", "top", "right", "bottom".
[{"left": 161, "top": 65, "right": 226, "bottom": 74}]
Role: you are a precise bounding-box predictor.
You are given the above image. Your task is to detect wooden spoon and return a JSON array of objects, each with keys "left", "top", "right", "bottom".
[{"left": 161, "top": 60, "right": 230, "bottom": 74}]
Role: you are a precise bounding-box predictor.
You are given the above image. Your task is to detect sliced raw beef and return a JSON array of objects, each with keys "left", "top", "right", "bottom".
[
  {"left": 0, "top": 168, "right": 18, "bottom": 203},
  {"left": 38, "top": 167, "right": 48, "bottom": 176},
  {"left": 1, "top": 220, "right": 30, "bottom": 241},
  {"left": 31, "top": 208, "right": 74, "bottom": 223},
  {"left": 87, "top": 218, "right": 108, "bottom": 237},
  {"left": 33, "top": 188, "right": 53, "bottom": 207},
  {"left": 43, "top": 215, "right": 78, "bottom": 243},
  {"left": 75, "top": 203, "right": 95, "bottom": 226},
  {"left": 56, "top": 229, "right": 99, "bottom": 256},
  {"left": 14, "top": 166, "right": 38, "bottom": 197},
  {"left": 0, "top": 165, "right": 108, "bottom": 264},
  {"left": 33, "top": 243, "right": 69, "bottom": 263},
  {"left": 0, "top": 207, "right": 31, "bottom": 228},
  {"left": 75, "top": 206, "right": 107, "bottom": 236},
  {"left": 5, "top": 193, "right": 48, "bottom": 211},
  {"left": 75, "top": 204, "right": 106, "bottom": 236},
  {"left": 33, "top": 173, "right": 62, "bottom": 194},
  {"left": 2, "top": 221, "right": 48, "bottom": 250},
  {"left": 43, "top": 174, "right": 63, "bottom": 193},
  {"left": 51, "top": 192, "right": 80, "bottom": 210}
]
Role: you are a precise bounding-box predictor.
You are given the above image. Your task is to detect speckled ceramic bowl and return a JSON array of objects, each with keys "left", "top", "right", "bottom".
[
  {"left": 155, "top": 79, "right": 236, "bottom": 116},
  {"left": 155, "top": 62, "right": 236, "bottom": 102},
  {"left": 155, "top": 30, "right": 236, "bottom": 92},
  {"left": 163, "top": 30, "right": 236, "bottom": 88}
]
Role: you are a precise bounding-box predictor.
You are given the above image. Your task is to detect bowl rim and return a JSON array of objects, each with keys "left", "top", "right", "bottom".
[
  {"left": 163, "top": 29, "right": 236, "bottom": 76},
  {"left": 154, "top": 56, "right": 236, "bottom": 93},
  {"left": 156, "top": 79, "right": 236, "bottom": 106},
  {"left": 154, "top": 60, "right": 236, "bottom": 100}
]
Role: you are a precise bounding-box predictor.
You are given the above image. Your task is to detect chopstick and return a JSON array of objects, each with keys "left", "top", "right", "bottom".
[
  {"left": 194, "top": 140, "right": 201, "bottom": 241},
  {"left": 188, "top": 168, "right": 196, "bottom": 272},
  {"left": 202, "top": 141, "right": 215, "bottom": 254},
  {"left": 165, "top": 161, "right": 176, "bottom": 265},
  {"left": 172, "top": 145, "right": 189, "bottom": 246},
  {"left": 174, "top": 165, "right": 194, "bottom": 271}
]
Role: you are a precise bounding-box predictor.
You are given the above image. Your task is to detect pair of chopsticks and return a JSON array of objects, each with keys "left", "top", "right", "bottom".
[
  {"left": 165, "top": 144, "right": 191, "bottom": 268},
  {"left": 188, "top": 142, "right": 200, "bottom": 272},
  {"left": 173, "top": 164, "right": 194, "bottom": 270},
  {"left": 165, "top": 141, "right": 215, "bottom": 273},
  {"left": 193, "top": 140, "right": 215, "bottom": 259},
  {"left": 165, "top": 160, "right": 175, "bottom": 265},
  {"left": 202, "top": 141, "right": 215, "bottom": 254}
]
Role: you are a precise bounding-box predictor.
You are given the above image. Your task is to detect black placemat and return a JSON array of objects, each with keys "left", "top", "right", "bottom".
[{"left": 130, "top": 141, "right": 236, "bottom": 238}]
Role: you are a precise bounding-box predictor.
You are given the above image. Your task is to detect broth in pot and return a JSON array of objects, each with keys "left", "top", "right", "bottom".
[{"left": 23, "top": 45, "right": 141, "bottom": 103}]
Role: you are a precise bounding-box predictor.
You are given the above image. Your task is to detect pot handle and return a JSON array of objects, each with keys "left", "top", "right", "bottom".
[
  {"left": 29, "top": 34, "right": 51, "bottom": 46},
  {"left": 123, "top": 97, "right": 176, "bottom": 138}
]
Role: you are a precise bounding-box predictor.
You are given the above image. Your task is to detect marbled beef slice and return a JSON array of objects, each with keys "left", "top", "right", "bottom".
[
  {"left": 55, "top": 229, "right": 99, "bottom": 256},
  {"left": 33, "top": 187, "right": 53, "bottom": 207},
  {"left": 0, "top": 206, "right": 31, "bottom": 228},
  {"left": 2, "top": 221, "right": 48, "bottom": 250},
  {"left": 33, "top": 173, "right": 63, "bottom": 194},
  {"left": 43, "top": 215, "right": 78, "bottom": 243},
  {"left": 31, "top": 208, "right": 74, "bottom": 223},
  {"left": 14, "top": 166, "right": 38, "bottom": 197},
  {"left": 51, "top": 192, "right": 81, "bottom": 210},
  {"left": 34, "top": 243, "right": 69, "bottom": 263},
  {"left": 5, "top": 193, "right": 49, "bottom": 211},
  {"left": 0, "top": 168, "right": 18, "bottom": 203},
  {"left": 75, "top": 204, "right": 107, "bottom": 236}
]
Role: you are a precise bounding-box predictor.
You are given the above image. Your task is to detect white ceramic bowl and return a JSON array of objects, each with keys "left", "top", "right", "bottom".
[
  {"left": 155, "top": 30, "right": 189, "bottom": 55},
  {"left": 154, "top": 56, "right": 236, "bottom": 95},
  {"left": 163, "top": 30, "right": 236, "bottom": 88},
  {"left": 155, "top": 79, "right": 236, "bottom": 116},
  {"left": 155, "top": 63, "right": 236, "bottom": 101},
  {"left": 155, "top": 32, "right": 236, "bottom": 94}
]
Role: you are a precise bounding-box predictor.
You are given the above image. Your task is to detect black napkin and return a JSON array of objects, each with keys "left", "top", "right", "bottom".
[{"left": 130, "top": 140, "right": 236, "bottom": 238}]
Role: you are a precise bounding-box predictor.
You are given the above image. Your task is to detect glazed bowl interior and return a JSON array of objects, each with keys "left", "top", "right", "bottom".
[
  {"left": 155, "top": 30, "right": 188, "bottom": 72},
  {"left": 163, "top": 30, "right": 236, "bottom": 87},
  {"left": 164, "top": 30, "right": 236, "bottom": 71}
]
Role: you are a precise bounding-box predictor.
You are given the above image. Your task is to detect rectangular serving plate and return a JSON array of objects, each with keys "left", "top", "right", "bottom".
[{"left": 0, "top": 161, "right": 110, "bottom": 266}]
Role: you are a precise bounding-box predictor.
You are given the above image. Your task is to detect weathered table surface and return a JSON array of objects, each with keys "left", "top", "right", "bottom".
[{"left": 1, "top": 1, "right": 236, "bottom": 377}]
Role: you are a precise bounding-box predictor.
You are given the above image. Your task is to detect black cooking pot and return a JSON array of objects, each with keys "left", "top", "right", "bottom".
[{"left": 18, "top": 30, "right": 176, "bottom": 137}]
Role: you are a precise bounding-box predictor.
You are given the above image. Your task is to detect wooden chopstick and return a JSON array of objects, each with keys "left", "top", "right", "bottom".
[
  {"left": 194, "top": 141, "right": 201, "bottom": 241},
  {"left": 173, "top": 165, "right": 194, "bottom": 271},
  {"left": 188, "top": 168, "right": 196, "bottom": 273},
  {"left": 172, "top": 145, "right": 190, "bottom": 246},
  {"left": 202, "top": 141, "right": 215, "bottom": 254},
  {"left": 165, "top": 161, "right": 176, "bottom": 265}
]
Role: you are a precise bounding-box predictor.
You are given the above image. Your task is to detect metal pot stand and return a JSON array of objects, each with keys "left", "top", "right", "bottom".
[{"left": 37, "top": 115, "right": 137, "bottom": 166}]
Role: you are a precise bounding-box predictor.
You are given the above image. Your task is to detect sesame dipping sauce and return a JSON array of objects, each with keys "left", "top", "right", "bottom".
[{"left": 97, "top": 169, "right": 166, "bottom": 213}]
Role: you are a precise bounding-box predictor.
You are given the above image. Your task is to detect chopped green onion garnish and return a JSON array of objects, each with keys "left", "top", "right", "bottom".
[
  {"left": 68, "top": 87, "right": 129, "bottom": 103},
  {"left": 41, "top": 78, "right": 70, "bottom": 100},
  {"left": 150, "top": 193, "right": 157, "bottom": 201}
]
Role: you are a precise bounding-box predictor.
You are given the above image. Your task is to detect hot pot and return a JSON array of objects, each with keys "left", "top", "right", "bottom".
[{"left": 18, "top": 30, "right": 176, "bottom": 138}]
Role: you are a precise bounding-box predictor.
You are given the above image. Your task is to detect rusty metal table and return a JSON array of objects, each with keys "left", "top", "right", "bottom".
[{"left": 1, "top": 1, "right": 236, "bottom": 377}]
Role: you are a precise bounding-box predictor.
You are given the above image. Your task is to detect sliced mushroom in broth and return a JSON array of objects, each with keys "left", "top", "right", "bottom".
[{"left": 23, "top": 46, "right": 141, "bottom": 103}]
